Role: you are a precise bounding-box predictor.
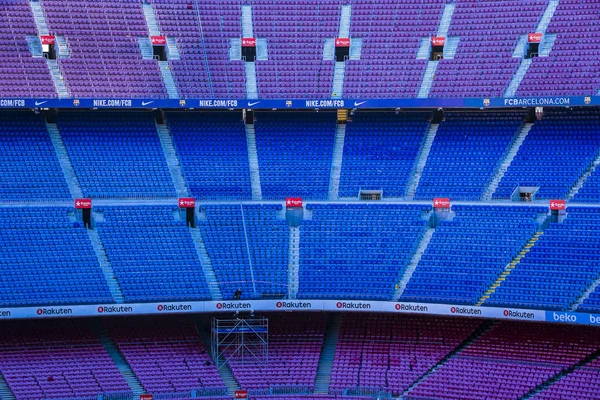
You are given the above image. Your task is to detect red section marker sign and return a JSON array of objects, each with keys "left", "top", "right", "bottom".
[
  {"left": 40, "top": 35, "right": 55, "bottom": 45},
  {"left": 550, "top": 200, "right": 566, "bottom": 211},
  {"left": 178, "top": 198, "right": 195, "bottom": 208},
  {"left": 528, "top": 33, "right": 542, "bottom": 43},
  {"left": 139, "top": 395, "right": 153, "bottom": 400},
  {"left": 75, "top": 198, "right": 92, "bottom": 209},
  {"left": 241, "top": 38, "right": 256, "bottom": 47},
  {"left": 335, "top": 38, "right": 350, "bottom": 47},
  {"left": 431, "top": 36, "right": 445, "bottom": 46},
  {"left": 433, "top": 198, "right": 450, "bottom": 209},
  {"left": 286, "top": 197, "right": 303, "bottom": 207},
  {"left": 234, "top": 390, "right": 248, "bottom": 399},
  {"left": 151, "top": 36, "right": 166, "bottom": 45}
]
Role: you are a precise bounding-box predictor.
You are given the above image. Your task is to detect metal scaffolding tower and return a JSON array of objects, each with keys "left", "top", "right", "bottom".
[{"left": 211, "top": 316, "right": 268, "bottom": 370}]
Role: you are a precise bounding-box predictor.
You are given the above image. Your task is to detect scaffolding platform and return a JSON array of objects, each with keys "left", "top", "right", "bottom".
[{"left": 211, "top": 316, "right": 268, "bottom": 370}]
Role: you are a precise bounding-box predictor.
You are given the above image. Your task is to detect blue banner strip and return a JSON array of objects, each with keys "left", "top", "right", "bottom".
[
  {"left": 2, "top": 300, "right": 600, "bottom": 327},
  {"left": 0, "top": 96, "right": 595, "bottom": 109}
]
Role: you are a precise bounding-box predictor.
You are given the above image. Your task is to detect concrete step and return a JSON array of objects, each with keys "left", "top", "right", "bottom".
[
  {"left": 314, "top": 314, "right": 343, "bottom": 394},
  {"left": 328, "top": 124, "right": 346, "bottom": 200},
  {"left": 406, "top": 123, "right": 438, "bottom": 199},
  {"left": 46, "top": 122, "right": 82, "bottom": 197}
]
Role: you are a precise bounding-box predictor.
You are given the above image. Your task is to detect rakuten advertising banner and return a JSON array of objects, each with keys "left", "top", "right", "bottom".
[{"left": 151, "top": 36, "right": 166, "bottom": 45}]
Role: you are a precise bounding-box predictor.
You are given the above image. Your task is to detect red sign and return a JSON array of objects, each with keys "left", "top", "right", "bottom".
[
  {"left": 550, "top": 200, "right": 566, "bottom": 211},
  {"left": 234, "top": 390, "right": 248, "bottom": 399},
  {"left": 433, "top": 198, "right": 450, "bottom": 209},
  {"left": 528, "top": 33, "right": 542, "bottom": 43},
  {"left": 40, "top": 35, "right": 55, "bottom": 45},
  {"left": 139, "top": 395, "right": 153, "bottom": 400},
  {"left": 178, "top": 198, "right": 195, "bottom": 208},
  {"left": 286, "top": 197, "right": 303, "bottom": 207},
  {"left": 335, "top": 38, "right": 350, "bottom": 47},
  {"left": 431, "top": 36, "right": 445, "bottom": 46},
  {"left": 75, "top": 198, "right": 92, "bottom": 209},
  {"left": 241, "top": 38, "right": 256, "bottom": 47},
  {"left": 151, "top": 36, "right": 166, "bottom": 45}
]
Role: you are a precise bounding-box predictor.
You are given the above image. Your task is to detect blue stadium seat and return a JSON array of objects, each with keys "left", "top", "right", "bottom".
[
  {"left": 254, "top": 112, "right": 336, "bottom": 200},
  {"left": 0, "top": 112, "right": 71, "bottom": 200},
  {"left": 97, "top": 206, "right": 211, "bottom": 302},
  {"left": 495, "top": 109, "right": 600, "bottom": 200},
  {"left": 339, "top": 112, "right": 430, "bottom": 198},
  {"left": 415, "top": 112, "right": 526, "bottom": 201},
  {"left": 168, "top": 112, "right": 253, "bottom": 200},
  {"left": 0, "top": 207, "right": 113, "bottom": 306},
  {"left": 298, "top": 204, "right": 430, "bottom": 300},
  {"left": 401, "top": 205, "right": 546, "bottom": 305},
  {"left": 58, "top": 112, "right": 175, "bottom": 198},
  {"left": 489, "top": 207, "right": 600, "bottom": 311}
]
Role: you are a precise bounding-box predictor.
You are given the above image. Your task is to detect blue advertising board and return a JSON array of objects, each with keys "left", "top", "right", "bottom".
[{"left": 0, "top": 95, "right": 595, "bottom": 109}]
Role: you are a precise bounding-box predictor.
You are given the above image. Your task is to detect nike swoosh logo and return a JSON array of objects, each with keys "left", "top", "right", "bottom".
[
  {"left": 248, "top": 101, "right": 260, "bottom": 106},
  {"left": 141, "top": 101, "right": 154, "bottom": 106},
  {"left": 354, "top": 101, "right": 367, "bottom": 107},
  {"left": 35, "top": 101, "right": 48, "bottom": 106}
]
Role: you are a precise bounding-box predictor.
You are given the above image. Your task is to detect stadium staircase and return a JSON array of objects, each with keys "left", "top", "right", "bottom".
[
  {"left": 0, "top": 371, "right": 16, "bottom": 400},
  {"left": 241, "top": 5, "right": 254, "bottom": 38},
  {"left": 504, "top": 59, "right": 533, "bottom": 98},
  {"left": 288, "top": 226, "right": 300, "bottom": 299},
  {"left": 88, "top": 229, "right": 126, "bottom": 304},
  {"left": 405, "top": 123, "right": 438, "bottom": 200},
  {"left": 567, "top": 152, "right": 600, "bottom": 200},
  {"left": 240, "top": 205, "right": 258, "bottom": 296},
  {"left": 245, "top": 124, "right": 263, "bottom": 200},
  {"left": 166, "top": 37, "right": 180, "bottom": 60},
  {"left": 158, "top": 61, "right": 180, "bottom": 99},
  {"left": 416, "top": 38, "right": 431, "bottom": 60},
  {"left": 241, "top": 5, "right": 259, "bottom": 98},
  {"left": 328, "top": 116, "right": 347, "bottom": 200},
  {"left": 537, "top": 0, "right": 560, "bottom": 33},
  {"left": 55, "top": 36, "right": 70, "bottom": 58},
  {"left": 571, "top": 271, "right": 600, "bottom": 311},
  {"left": 46, "top": 122, "right": 83, "bottom": 198},
  {"left": 138, "top": 37, "right": 153, "bottom": 60},
  {"left": 482, "top": 122, "right": 533, "bottom": 200},
  {"left": 436, "top": 2, "right": 455, "bottom": 38},
  {"left": 26, "top": 36, "right": 43, "bottom": 57},
  {"left": 443, "top": 37, "right": 460, "bottom": 59},
  {"left": 46, "top": 60, "right": 70, "bottom": 98},
  {"left": 196, "top": 319, "right": 241, "bottom": 395},
  {"left": 30, "top": 1, "right": 71, "bottom": 98},
  {"left": 505, "top": 0, "right": 559, "bottom": 97},
  {"left": 314, "top": 314, "right": 343, "bottom": 394},
  {"left": 189, "top": 227, "right": 223, "bottom": 301},
  {"left": 393, "top": 228, "right": 436, "bottom": 300},
  {"left": 402, "top": 320, "right": 495, "bottom": 398},
  {"left": 29, "top": 1, "right": 49, "bottom": 35},
  {"left": 477, "top": 231, "right": 544, "bottom": 306},
  {"left": 142, "top": 3, "right": 160, "bottom": 37},
  {"left": 520, "top": 348, "right": 600, "bottom": 399},
  {"left": 417, "top": 61, "right": 438, "bottom": 99},
  {"left": 339, "top": 5, "right": 351, "bottom": 38},
  {"left": 245, "top": 62, "right": 259, "bottom": 99},
  {"left": 94, "top": 322, "right": 145, "bottom": 397},
  {"left": 539, "top": 34, "right": 557, "bottom": 57},
  {"left": 331, "top": 5, "right": 351, "bottom": 98},
  {"left": 417, "top": 2, "right": 455, "bottom": 98},
  {"left": 332, "top": 62, "right": 346, "bottom": 99},
  {"left": 256, "top": 39, "right": 269, "bottom": 61},
  {"left": 156, "top": 123, "right": 189, "bottom": 197},
  {"left": 512, "top": 35, "right": 529, "bottom": 58}
]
